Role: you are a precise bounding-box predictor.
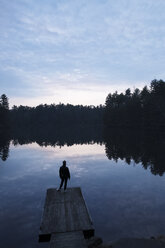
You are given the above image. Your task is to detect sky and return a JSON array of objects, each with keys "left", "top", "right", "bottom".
[{"left": 0, "top": 0, "right": 165, "bottom": 107}]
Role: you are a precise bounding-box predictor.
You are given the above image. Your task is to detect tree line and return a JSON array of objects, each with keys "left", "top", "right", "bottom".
[
  {"left": 10, "top": 103, "right": 104, "bottom": 129},
  {"left": 1, "top": 79, "right": 165, "bottom": 130},
  {"left": 104, "top": 79, "right": 165, "bottom": 129}
]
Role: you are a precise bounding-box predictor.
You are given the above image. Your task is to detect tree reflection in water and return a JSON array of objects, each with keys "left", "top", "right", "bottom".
[
  {"left": 104, "top": 128, "right": 165, "bottom": 176},
  {"left": 1, "top": 126, "right": 165, "bottom": 176},
  {"left": 0, "top": 131, "right": 10, "bottom": 161}
]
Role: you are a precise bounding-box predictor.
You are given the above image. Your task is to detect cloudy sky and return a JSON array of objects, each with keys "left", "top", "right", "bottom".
[{"left": 0, "top": 0, "right": 165, "bottom": 107}]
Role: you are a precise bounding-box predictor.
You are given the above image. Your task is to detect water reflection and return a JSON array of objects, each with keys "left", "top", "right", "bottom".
[
  {"left": 104, "top": 128, "right": 165, "bottom": 176},
  {"left": 11, "top": 125, "right": 103, "bottom": 147},
  {"left": 0, "top": 129, "right": 165, "bottom": 247},
  {"left": 0, "top": 131, "right": 10, "bottom": 161},
  {"left": 1, "top": 126, "right": 165, "bottom": 176}
]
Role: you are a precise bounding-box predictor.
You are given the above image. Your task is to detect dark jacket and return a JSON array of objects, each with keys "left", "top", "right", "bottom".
[{"left": 59, "top": 166, "right": 70, "bottom": 179}]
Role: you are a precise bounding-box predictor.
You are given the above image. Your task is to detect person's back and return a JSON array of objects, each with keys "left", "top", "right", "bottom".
[
  {"left": 60, "top": 165, "right": 70, "bottom": 179},
  {"left": 58, "top": 160, "right": 70, "bottom": 191}
]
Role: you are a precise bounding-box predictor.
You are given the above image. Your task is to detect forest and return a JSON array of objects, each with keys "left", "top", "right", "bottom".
[
  {"left": 10, "top": 103, "right": 104, "bottom": 129},
  {"left": 104, "top": 79, "right": 165, "bottom": 129},
  {"left": 1, "top": 80, "right": 165, "bottom": 176},
  {"left": 1, "top": 79, "right": 165, "bottom": 131},
  {"left": 0, "top": 95, "right": 103, "bottom": 131}
]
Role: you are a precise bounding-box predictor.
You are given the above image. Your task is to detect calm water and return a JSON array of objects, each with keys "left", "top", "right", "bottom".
[{"left": 0, "top": 139, "right": 165, "bottom": 248}]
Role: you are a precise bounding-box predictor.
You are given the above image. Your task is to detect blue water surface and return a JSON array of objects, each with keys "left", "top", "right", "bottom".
[{"left": 0, "top": 142, "right": 165, "bottom": 248}]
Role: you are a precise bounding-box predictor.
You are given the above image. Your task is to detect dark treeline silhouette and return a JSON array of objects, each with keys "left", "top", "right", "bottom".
[
  {"left": 104, "top": 128, "right": 165, "bottom": 176},
  {"left": 0, "top": 94, "right": 9, "bottom": 131},
  {"left": 1, "top": 79, "right": 165, "bottom": 176},
  {"left": 10, "top": 103, "right": 104, "bottom": 129},
  {"left": 0, "top": 97, "right": 104, "bottom": 161},
  {"left": 104, "top": 79, "right": 165, "bottom": 128},
  {"left": 3, "top": 79, "right": 165, "bottom": 130}
]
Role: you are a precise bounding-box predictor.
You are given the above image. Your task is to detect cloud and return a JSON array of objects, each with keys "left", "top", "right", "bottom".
[{"left": 0, "top": 0, "right": 165, "bottom": 106}]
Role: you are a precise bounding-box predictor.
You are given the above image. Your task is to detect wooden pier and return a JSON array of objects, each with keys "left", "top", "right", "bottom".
[{"left": 39, "top": 187, "right": 94, "bottom": 247}]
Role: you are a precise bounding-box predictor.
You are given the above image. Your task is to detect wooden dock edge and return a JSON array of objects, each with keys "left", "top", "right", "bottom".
[
  {"left": 39, "top": 187, "right": 95, "bottom": 243},
  {"left": 50, "top": 231, "right": 88, "bottom": 248}
]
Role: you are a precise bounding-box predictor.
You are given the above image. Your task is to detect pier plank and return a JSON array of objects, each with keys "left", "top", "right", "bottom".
[
  {"left": 39, "top": 187, "right": 94, "bottom": 242},
  {"left": 50, "top": 231, "right": 87, "bottom": 248}
]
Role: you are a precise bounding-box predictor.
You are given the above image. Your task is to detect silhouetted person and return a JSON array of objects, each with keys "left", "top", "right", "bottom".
[{"left": 58, "top": 160, "right": 70, "bottom": 191}]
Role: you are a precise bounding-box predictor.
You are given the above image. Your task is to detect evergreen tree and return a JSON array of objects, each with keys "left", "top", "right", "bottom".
[
  {"left": 0, "top": 94, "right": 9, "bottom": 129},
  {"left": 0, "top": 94, "right": 9, "bottom": 110}
]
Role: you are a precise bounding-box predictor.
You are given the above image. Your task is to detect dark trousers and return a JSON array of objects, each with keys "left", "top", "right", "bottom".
[{"left": 60, "top": 177, "right": 68, "bottom": 190}]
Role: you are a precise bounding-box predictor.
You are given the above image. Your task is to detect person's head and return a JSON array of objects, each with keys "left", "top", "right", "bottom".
[{"left": 63, "top": 160, "right": 66, "bottom": 167}]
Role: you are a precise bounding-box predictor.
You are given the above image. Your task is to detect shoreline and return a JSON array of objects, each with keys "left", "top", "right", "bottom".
[{"left": 87, "top": 235, "right": 165, "bottom": 248}]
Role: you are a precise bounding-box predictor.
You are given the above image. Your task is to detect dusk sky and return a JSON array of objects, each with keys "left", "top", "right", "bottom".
[{"left": 1, "top": 0, "right": 165, "bottom": 107}]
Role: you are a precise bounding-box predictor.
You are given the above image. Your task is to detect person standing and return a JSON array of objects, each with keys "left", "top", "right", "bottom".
[{"left": 58, "top": 160, "right": 70, "bottom": 191}]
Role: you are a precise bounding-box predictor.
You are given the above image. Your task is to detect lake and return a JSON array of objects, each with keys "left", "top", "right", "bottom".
[{"left": 0, "top": 128, "right": 165, "bottom": 248}]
